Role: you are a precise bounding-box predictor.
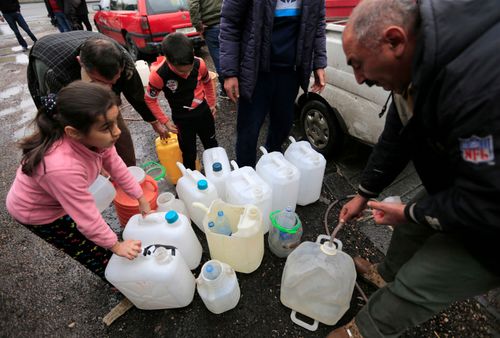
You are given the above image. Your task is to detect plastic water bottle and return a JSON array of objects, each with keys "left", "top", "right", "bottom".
[
  {"left": 277, "top": 207, "right": 296, "bottom": 241},
  {"left": 203, "top": 262, "right": 222, "bottom": 280},
  {"left": 212, "top": 210, "right": 232, "bottom": 236}
]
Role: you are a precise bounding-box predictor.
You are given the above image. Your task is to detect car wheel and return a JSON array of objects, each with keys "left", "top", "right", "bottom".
[
  {"left": 300, "top": 100, "right": 343, "bottom": 158},
  {"left": 125, "top": 33, "right": 139, "bottom": 61}
]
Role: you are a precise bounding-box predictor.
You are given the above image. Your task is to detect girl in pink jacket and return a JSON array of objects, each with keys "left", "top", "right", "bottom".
[{"left": 6, "top": 81, "right": 150, "bottom": 278}]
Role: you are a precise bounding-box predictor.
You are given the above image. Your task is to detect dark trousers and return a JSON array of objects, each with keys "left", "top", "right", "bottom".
[
  {"left": 54, "top": 12, "right": 71, "bottom": 32},
  {"left": 236, "top": 69, "right": 300, "bottom": 167},
  {"left": 77, "top": 14, "right": 92, "bottom": 31},
  {"left": 3, "top": 11, "right": 37, "bottom": 49},
  {"left": 356, "top": 215, "right": 500, "bottom": 337},
  {"left": 174, "top": 106, "right": 218, "bottom": 170},
  {"left": 203, "top": 25, "right": 224, "bottom": 88},
  {"left": 23, "top": 216, "right": 112, "bottom": 279}
]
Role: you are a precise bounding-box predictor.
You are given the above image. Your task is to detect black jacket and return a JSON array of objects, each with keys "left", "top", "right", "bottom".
[
  {"left": 359, "top": 0, "right": 500, "bottom": 274},
  {"left": 0, "top": 0, "right": 20, "bottom": 13},
  {"left": 27, "top": 31, "right": 156, "bottom": 122}
]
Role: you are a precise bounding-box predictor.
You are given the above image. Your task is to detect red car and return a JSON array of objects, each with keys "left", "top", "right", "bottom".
[
  {"left": 325, "top": 0, "right": 359, "bottom": 22},
  {"left": 93, "top": 0, "right": 202, "bottom": 60}
]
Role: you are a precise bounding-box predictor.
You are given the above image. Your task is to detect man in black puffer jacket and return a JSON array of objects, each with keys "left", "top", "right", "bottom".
[
  {"left": 0, "top": 0, "right": 37, "bottom": 52},
  {"left": 328, "top": 0, "right": 500, "bottom": 337}
]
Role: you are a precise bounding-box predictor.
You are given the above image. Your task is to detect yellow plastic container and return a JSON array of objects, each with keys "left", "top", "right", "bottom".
[{"left": 155, "top": 134, "right": 200, "bottom": 184}]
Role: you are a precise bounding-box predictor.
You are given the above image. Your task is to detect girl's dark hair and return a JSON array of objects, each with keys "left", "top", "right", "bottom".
[
  {"left": 161, "top": 32, "right": 194, "bottom": 66},
  {"left": 19, "top": 81, "right": 119, "bottom": 176}
]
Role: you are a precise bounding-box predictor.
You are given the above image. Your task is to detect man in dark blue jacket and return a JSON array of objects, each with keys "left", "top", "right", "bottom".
[
  {"left": 219, "top": 0, "right": 327, "bottom": 167},
  {"left": 0, "top": 0, "right": 37, "bottom": 52},
  {"left": 328, "top": 0, "right": 500, "bottom": 337}
]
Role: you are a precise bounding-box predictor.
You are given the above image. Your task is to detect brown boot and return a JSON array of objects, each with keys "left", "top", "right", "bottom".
[
  {"left": 326, "top": 319, "right": 363, "bottom": 338},
  {"left": 354, "top": 257, "right": 387, "bottom": 288}
]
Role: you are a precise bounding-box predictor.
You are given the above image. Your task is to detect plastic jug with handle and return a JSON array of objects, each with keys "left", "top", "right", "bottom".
[
  {"left": 193, "top": 199, "right": 264, "bottom": 273},
  {"left": 256, "top": 146, "right": 300, "bottom": 212},
  {"left": 268, "top": 207, "right": 303, "bottom": 258},
  {"left": 122, "top": 210, "right": 202, "bottom": 269},
  {"left": 134, "top": 60, "right": 150, "bottom": 87},
  {"left": 88, "top": 175, "right": 116, "bottom": 212},
  {"left": 202, "top": 147, "right": 231, "bottom": 200},
  {"left": 196, "top": 259, "right": 241, "bottom": 314},
  {"left": 176, "top": 162, "right": 218, "bottom": 231},
  {"left": 105, "top": 245, "right": 195, "bottom": 310},
  {"left": 284, "top": 137, "right": 326, "bottom": 206},
  {"left": 156, "top": 192, "right": 190, "bottom": 220},
  {"left": 225, "top": 161, "right": 272, "bottom": 232},
  {"left": 280, "top": 235, "right": 356, "bottom": 331}
]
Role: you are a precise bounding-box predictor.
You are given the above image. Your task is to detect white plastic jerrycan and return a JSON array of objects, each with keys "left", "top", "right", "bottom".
[
  {"left": 284, "top": 137, "right": 326, "bottom": 206},
  {"left": 156, "top": 191, "right": 190, "bottom": 220},
  {"left": 135, "top": 59, "right": 150, "bottom": 87},
  {"left": 202, "top": 147, "right": 231, "bottom": 200},
  {"left": 225, "top": 161, "right": 272, "bottom": 233},
  {"left": 105, "top": 245, "right": 196, "bottom": 310},
  {"left": 193, "top": 199, "right": 264, "bottom": 273},
  {"left": 176, "top": 162, "right": 218, "bottom": 232},
  {"left": 256, "top": 147, "right": 300, "bottom": 212},
  {"left": 196, "top": 259, "right": 241, "bottom": 314},
  {"left": 280, "top": 235, "right": 356, "bottom": 331},
  {"left": 122, "top": 211, "right": 202, "bottom": 269}
]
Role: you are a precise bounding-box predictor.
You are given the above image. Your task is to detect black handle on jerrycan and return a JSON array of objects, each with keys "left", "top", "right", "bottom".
[{"left": 143, "top": 244, "right": 177, "bottom": 256}]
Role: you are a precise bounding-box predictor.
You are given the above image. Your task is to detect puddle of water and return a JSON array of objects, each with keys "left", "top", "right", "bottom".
[
  {"left": 16, "top": 54, "right": 28, "bottom": 65},
  {"left": 0, "top": 86, "right": 22, "bottom": 99},
  {"left": 0, "top": 25, "right": 12, "bottom": 36}
]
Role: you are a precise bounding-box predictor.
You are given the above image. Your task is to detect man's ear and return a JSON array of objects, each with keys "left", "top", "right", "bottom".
[
  {"left": 383, "top": 26, "right": 407, "bottom": 58},
  {"left": 76, "top": 55, "right": 83, "bottom": 67},
  {"left": 64, "top": 125, "right": 83, "bottom": 140}
]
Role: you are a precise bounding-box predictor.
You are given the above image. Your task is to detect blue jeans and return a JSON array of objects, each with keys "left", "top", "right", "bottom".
[
  {"left": 203, "top": 25, "right": 224, "bottom": 88},
  {"left": 2, "top": 11, "right": 37, "bottom": 48},
  {"left": 236, "top": 69, "right": 300, "bottom": 167},
  {"left": 54, "top": 12, "right": 71, "bottom": 32}
]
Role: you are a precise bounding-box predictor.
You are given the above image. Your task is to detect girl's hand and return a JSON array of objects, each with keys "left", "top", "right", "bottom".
[
  {"left": 111, "top": 240, "right": 142, "bottom": 260},
  {"left": 368, "top": 201, "right": 407, "bottom": 225},
  {"left": 138, "top": 195, "right": 151, "bottom": 217},
  {"left": 165, "top": 120, "right": 178, "bottom": 134}
]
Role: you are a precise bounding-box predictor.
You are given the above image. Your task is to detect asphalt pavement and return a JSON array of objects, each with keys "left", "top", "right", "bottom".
[{"left": 0, "top": 3, "right": 498, "bottom": 337}]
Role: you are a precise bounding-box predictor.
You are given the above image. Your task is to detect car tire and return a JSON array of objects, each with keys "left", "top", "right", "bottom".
[
  {"left": 125, "top": 33, "right": 140, "bottom": 61},
  {"left": 300, "top": 99, "right": 343, "bottom": 158}
]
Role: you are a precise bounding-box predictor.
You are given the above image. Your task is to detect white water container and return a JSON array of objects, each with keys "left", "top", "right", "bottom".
[
  {"left": 193, "top": 199, "right": 264, "bottom": 273},
  {"left": 135, "top": 60, "right": 150, "bottom": 87},
  {"left": 88, "top": 175, "right": 116, "bottom": 212},
  {"left": 176, "top": 162, "right": 218, "bottom": 232},
  {"left": 122, "top": 211, "right": 202, "bottom": 269},
  {"left": 225, "top": 161, "right": 272, "bottom": 233},
  {"left": 280, "top": 235, "right": 356, "bottom": 331},
  {"left": 202, "top": 147, "right": 231, "bottom": 200},
  {"left": 256, "top": 147, "right": 300, "bottom": 212},
  {"left": 105, "top": 245, "right": 195, "bottom": 310},
  {"left": 196, "top": 260, "right": 241, "bottom": 314},
  {"left": 156, "top": 192, "right": 190, "bottom": 219},
  {"left": 284, "top": 137, "right": 326, "bottom": 206}
]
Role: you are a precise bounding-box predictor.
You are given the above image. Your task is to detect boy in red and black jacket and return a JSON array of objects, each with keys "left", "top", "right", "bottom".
[{"left": 145, "top": 33, "right": 218, "bottom": 170}]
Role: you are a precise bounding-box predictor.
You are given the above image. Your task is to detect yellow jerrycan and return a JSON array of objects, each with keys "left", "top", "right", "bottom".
[{"left": 155, "top": 133, "right": 200, "bottom": 184}]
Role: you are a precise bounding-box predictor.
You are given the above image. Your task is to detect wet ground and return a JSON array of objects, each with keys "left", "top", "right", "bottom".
[{"left": 0, "top": 3, "right": 499, "bottom": 337}]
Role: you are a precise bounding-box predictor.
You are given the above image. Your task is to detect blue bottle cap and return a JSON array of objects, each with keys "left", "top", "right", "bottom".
[
  {"left": 206, "top": 264, "right": 213, "bottom": 273},
  {"left": 208, "top": 221, "right": 215, "bottom": 228},
  {"left": 217, "top": 210, "right": 224, "bottom": 217},
  {"left": 165, "top": 210, "right": 178, "bottom": 223},
  {"left": 212, "top": 162, "right": 222, "bottom": 172},
  {"left": 197, "top": 179, "right": 208, "bottom": 190}
]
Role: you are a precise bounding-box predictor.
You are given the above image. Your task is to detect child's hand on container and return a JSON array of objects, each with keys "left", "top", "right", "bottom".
[
  {"left": 210, "top": 106, "right": 217, "bottom": 118},
  {"left": 138, "top": 195, "right": 152, "bottom": 217},
  {"left": 111, "top": 240, "right": 142, "bottom": 259},
  {"left": 165, "top": 120, "right": 178, "bottom": 134},
  {"left": 153, "top": 122, "right": 169, "bottom": 139}
]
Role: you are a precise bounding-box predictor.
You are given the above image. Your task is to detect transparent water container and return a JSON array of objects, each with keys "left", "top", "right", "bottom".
[
  {"left": 256, "top": 147, "right": 300, "bottom": 212},
  {"left": 196, "top": 260, "right": 241, "bottom": 314},
  {"left": 156, "top": 192, "right": 190, "bottom": 220},
  {"left": 284, "top": 137, "right": 326, "bottom": 206},
  {"left": 280, "top": 235, "right": 356, "bottom": 331},
  {"left": 225, "top": 161, "right": 272, "bottom": 233},
  {"left": 202, "top": 147, "right": 231, "bottom": 200},
  {"left": 268, "top": 207, "right": 303, "bottom": 258},
  {"left": 193, "top": 199, "right": 264, "bottom": 273},
  {"left": 176, "top": 162, "right": 218, "bottom": 232},
  {"left": 105, "top": 245, "right": 195, "bottom": 310},
  {"left": 88, "top": 175, "right": 116, "bottom": 212},
  {"left": 122, "top": 210, "right": 202, "bottom": 269}
]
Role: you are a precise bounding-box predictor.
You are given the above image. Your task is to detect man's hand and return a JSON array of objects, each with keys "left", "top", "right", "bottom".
[
  {"left": 224, "top": 77, "right": 240, "bottom": 103},
  {"left": 165, "top": 120, "right": 178, "bottom": 134},
  {"left": 111, "top": 240, "right": 142, "bottom": 260},
  {"left": 339, "top": 194, "right": 369, "bottom": 222},
  {"left": 368, "top": 201, "right": 407, "bottom": 225},
  {"left": 311, "top": 68, "right": 326, "bottom": 93}
]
